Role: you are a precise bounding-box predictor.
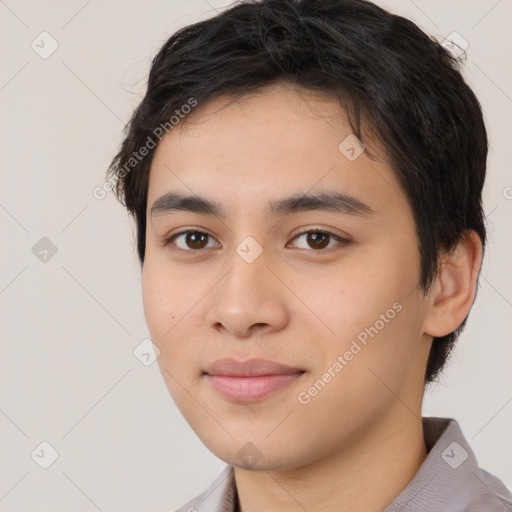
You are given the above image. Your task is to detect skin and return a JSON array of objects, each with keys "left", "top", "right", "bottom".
[{"left": 141, "top": 82, "right": 482, "bottom": 512}]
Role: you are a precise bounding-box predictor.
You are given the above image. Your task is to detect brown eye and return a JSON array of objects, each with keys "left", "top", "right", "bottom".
[
  {"left": 306, "top": 232, "right": 330, "bottom": 250},
  {"left": 290, "top": 230, "right": 347, "bottom": 251},
  {"left": 185, "top": 232, "right": 209, "bottom": 249},
  {"left": 167, "top": 230, "right": 219, "bottom": 251}
]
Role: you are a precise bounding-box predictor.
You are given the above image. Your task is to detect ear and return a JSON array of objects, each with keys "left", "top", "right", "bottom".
[{"left": 423, "top": 230, "right": 483, "bottom": 338}]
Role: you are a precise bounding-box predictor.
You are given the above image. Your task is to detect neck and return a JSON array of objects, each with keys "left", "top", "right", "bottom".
[{"left": 234, "top": 408, "right": 427, "bottom": 512}]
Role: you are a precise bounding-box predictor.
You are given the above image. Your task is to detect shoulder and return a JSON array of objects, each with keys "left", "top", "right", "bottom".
[
  {"left": 462, "top": 468, "right": 512, "bottom": 511},
  {"left": 385, "top": 417, "right": 512, "bottom": 512}
]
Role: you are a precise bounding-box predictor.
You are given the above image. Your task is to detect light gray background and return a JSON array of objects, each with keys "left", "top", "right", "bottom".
[{"left": 1, "top": 0, "right": 511, "bottom": 510}]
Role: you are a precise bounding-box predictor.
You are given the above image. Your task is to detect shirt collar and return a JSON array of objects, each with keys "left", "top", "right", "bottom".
[{"left": 382, "top": 417, "right": 511, "bottom": 511}]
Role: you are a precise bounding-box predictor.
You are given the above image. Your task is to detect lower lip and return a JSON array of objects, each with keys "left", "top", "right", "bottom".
[{"left": 206, "top": 373, "right": 304, "bottom": 402}]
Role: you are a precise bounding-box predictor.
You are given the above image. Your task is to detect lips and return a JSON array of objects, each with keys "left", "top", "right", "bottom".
[
  {"left": 204, "top": 357, "right": 304, "bottom": 377},
  {"left": 204, "top": 358, "right": 305, "bottom": 402}
]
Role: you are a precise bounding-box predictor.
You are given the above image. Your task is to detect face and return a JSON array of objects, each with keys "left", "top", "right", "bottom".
[{"left": 142, "top": 83, "right": 432, "bottom": 471}]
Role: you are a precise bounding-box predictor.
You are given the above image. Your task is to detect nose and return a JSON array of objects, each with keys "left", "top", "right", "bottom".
[{"left": 205, "top": 246, "right": 289, "bottom": 339}]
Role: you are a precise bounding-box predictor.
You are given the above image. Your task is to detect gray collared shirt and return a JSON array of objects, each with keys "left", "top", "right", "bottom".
[{"left": 175, "top": 417, "right": 512, "bottom": 511}]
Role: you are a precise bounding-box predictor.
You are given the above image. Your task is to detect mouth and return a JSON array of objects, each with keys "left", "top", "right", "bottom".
[{"left": 203, "top": 358, "right": 306, "bottom": 402}]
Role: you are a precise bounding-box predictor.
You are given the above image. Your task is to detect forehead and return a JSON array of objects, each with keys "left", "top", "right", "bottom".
[
  {"left": 146, "top": 83, "right": 406, "bottom": 217},
  {"left": 174, "top": 84, "right": 356, "bottom": 154}
]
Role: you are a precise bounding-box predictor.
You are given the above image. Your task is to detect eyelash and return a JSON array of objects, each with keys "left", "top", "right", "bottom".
[{"left": 161, "top": 228, "right": 350, "bottom": 254}]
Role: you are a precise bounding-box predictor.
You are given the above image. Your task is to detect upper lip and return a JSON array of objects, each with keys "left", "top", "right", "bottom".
[{"left": 204, "top": 358, "right": 305, "bottom": 377}]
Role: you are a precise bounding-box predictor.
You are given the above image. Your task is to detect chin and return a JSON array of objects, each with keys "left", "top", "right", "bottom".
[{"left": 195, "top": 430, "right": 314, "bottom": 473}]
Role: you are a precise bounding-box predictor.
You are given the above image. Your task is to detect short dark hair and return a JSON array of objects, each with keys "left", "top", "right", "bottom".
[{"left": 106, "top": 0, "right": 487, "bottom": 384}]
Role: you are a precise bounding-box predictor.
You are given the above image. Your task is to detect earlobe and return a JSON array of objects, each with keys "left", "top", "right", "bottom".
[{"left": 423, "top": 230, "right": 483, "bottom": 338}]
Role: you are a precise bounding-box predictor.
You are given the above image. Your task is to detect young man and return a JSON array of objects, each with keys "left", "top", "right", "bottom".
[{"left": 106, "top": 0, "right": 511, "bottom": 510}]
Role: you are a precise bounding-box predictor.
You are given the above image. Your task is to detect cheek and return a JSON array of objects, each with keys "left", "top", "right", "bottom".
[
  {"left": 142, "top": 268, "right": 199, "bottom": 412},
  {"left": 302, "top": 311, "right": 419, "bottom": 428},
  {"left": 142, "top": 256, "right": 194, "bottom": 335},
  {"left": 142, "top": 260, "right": 185, "bottom": 362},
  {"left": 141, "top": 266, "right": 168, "bottom": 341},
  {"left": 314, "top": 258, "right": 423, "bottom": 381},
  {"left": 141, "top": 258, "right": 207, "bottom": 372},
  {"left": 320, "top": 277, "right": 400, "bottom": 343}
]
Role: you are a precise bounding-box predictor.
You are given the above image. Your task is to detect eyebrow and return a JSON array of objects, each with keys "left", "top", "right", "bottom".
[{"left": 150, "top": 190, "right": 375, "bottom": 219}]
